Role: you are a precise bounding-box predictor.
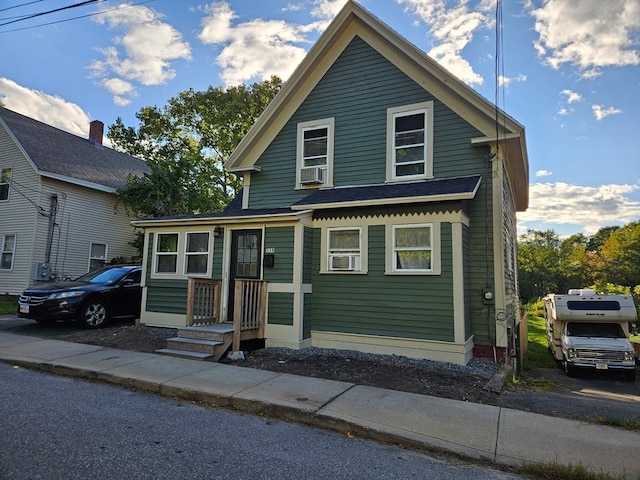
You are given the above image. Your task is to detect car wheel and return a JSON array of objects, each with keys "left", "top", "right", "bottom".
[
  {"left": 79, "top": 300, "right": 109, "bottom": 329},
  {"left": 563, "top": 358, "right": 575, "bottom": 377}
]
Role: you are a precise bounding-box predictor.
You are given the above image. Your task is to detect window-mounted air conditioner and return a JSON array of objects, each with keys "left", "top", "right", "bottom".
[
  {"left": 329, "top": 255, "right": 358, "bottom": 271},
  {"left": 300, "top": 167, "right": 324, "bottom": 184}
]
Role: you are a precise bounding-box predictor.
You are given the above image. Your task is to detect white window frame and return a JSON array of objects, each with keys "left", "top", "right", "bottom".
[
  {"left": 0, "top": 168, "right": 11, "bottom": 201},
  {"left": 386, "top": 101, "right": 434, "bottom": 182},
  {"left": 386, "top": 223, "right": 441, "bottom": 275},
  {"left": 0, "top": 234, "right": 16, "bottom": 270},
  {"left": 296, "top": 118, "right": 334, "bottom": 188},
  {"left": 154, "top": 232, "right": 179, "bottom": 275},
  {"left": 88, "top": 242, "right": 107, "bottom": 271},
  {"left": 324, "top": 226, "right": 365, "bottom": 274},
  {"left": 183, "top": 231, "right": 212, "bottom": 276}
]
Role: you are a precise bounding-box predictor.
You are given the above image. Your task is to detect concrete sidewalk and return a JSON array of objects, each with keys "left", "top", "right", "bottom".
[{"left": 1, "top": 331, "right": 638, "bottom": 477}]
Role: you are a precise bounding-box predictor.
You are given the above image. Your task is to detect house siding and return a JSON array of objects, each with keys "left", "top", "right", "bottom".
[
  {"left": 0, "top": 125, "right": 40, "bottom": 295},
  {"left": 267, "top": 292, "right": 294, "bottom": 325},
  {"left": 263, "top": 226, "right": 294, "bottom": 283},
  {"left": 145, "top": 278, "right": 189, "bottom": 314},
  {"left": 311, "top": 222, "right": 455, "bottom": 342},
  {"left": 247, "top": 36, "right": 486, "bottom": 209}
]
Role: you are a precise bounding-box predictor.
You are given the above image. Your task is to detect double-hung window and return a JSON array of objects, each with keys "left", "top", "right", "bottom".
[
  {"left": 89, "top": 243, "right": 107, "bottom": 271},
  {"left": 387, "top": 102, "right": 433, "bottom": 181},
  {"left": 297, "top": 118, "right": 334, "bottom": 187},
  {"left": 184, "top": 232, "right": 210, "bottom": 275},
  {"left": 155, "top": 233, "right": 179, "bottom": 274},
  {"left": 1, "top": 234, "right": 15, "bottom": 270},
  {"left": 392, "top": 224, "right": 433, "bottom": 273},
  {"left": 327, "top": 228, "right": 361, "bottom": 272},
  {"left": 0, "top": 168, "right": 11, "bottom": 201}
]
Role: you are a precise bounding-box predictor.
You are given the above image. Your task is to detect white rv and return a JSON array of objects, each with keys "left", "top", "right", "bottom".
[{"left": 544, "top": 289, "right": 637, "bottom": 381}]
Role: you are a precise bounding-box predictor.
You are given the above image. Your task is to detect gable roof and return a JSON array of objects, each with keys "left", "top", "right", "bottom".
[
  {"left": 0, "top": 107, "right": 148, "bottom": 192},
  {"left": 225, "top": 0, "right": 528, "bottom": 210}
]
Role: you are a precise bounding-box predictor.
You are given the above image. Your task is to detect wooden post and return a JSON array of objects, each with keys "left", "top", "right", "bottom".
[
  {"left": 185, "top": 278, "right": 195, "bottom": 326},
  {"left": 233, "top": 280, "right": 243, "bottom": 352}
]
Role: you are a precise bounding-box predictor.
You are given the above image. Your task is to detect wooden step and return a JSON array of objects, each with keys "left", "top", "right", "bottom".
[{"left": 178, "top": 324, "right": 234, "bottom": 341}]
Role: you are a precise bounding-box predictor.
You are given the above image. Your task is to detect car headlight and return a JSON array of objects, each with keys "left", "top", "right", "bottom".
[
  {"left": 567, "top": 348, "right": 578, "bottom": 359},
  {"left": 623, "top": 351, "right": 635, "bottom": 362},
  {"left": 48, "top": 291, "right": 85, "bottom": 300}
]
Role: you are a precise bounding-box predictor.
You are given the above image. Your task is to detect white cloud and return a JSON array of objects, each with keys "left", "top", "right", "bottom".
[
  {"left": 499, "top": 74, "right": 527, "bottom": 87},
  {"left": 91, "top": 4, "right": 191, "bottom": 104},
  {"left": 530, "top": 0, "right": 640, "bottom": 76},
  {"left": 518, "top": 182, "right": 640, "bottom": 234},
  {"left": 560, "top": 89, "right": 582, "bottom": 103},
  {"left": 557, "top": 108, "right": 567, "bottom": 116},
  {"left": 592, "top": 104, "right": 622, "bottom": 121},
  {"left": 535, "top": 170, "right": 552, "bottom": 177},
  {"left": 0, "top": 78, "right": 91, "bottom": 138},
  {"left": 198, "top": 1, "right": 326, "bottom": 86},
  {"left": 397, "top": 0, "right": 494, "bottom": 86}
]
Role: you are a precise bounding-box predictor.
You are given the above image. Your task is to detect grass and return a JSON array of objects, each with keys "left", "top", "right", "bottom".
[
  {"left": 0, "top": 294, "right": 17, "bottom": 315},
  {"left": 521, "top": 461, "right": 638, "bottom": 480},
  {"left": 522, "top": 314, "right": 558, "bottom": 371}
]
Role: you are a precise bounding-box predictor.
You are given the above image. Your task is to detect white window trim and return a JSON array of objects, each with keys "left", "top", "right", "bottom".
[
  {"left": 296, "top": 117, "right": 334, "bottom": 189},
  {"left": 0, "top": 233, "right": 16, "bottom": 271},
  {"left": 385, "top": 223, "right": 441, "bottom": 275},
  {"left": 154, "top": 232, "right": 180, "bottom": 276},
  {"left": 0, "top": 168, "right": 11, "bottom": 202},
  {"left": 321, "top": 226, "right": 367, "bottom": 274},
  {"left": 386, "top": 101, "right": 434, "bottom": 182},
  {"left": 88, "top": 242, "right": 108, "bottom": 271},
  {"left": 183, "top": 231, "right": 213, "bottom": 277}
]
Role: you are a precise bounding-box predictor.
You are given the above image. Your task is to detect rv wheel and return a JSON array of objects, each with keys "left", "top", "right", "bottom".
[{"left": 563, "top": 359, "right": 575, "bottom": 377}]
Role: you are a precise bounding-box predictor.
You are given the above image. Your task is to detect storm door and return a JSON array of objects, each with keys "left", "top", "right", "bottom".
[{"left": 228, "top": 230, "right": 262, "bottom": 322}]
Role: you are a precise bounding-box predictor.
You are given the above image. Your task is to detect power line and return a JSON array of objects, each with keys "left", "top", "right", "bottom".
[
  {"left": 0, "top": 0, "right": 105, "bottom": 27},
  {"left": 0, "top": 1, "right": 45, "bottom": 14}
]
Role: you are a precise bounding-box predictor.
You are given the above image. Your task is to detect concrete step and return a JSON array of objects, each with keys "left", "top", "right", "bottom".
[
  {"left": 178, "top": 324, "right": 234, "bottom": 341},
  {"left": 166, "top": 337, "right": 224, "bottom": 354},
  {"left": 155, "top": 348, "right": 214, "bottom": 360}
]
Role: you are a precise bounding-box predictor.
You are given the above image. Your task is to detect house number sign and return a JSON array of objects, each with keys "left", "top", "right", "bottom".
[{"left": 265, "top": 248, "right": 275, "bottom": 254}]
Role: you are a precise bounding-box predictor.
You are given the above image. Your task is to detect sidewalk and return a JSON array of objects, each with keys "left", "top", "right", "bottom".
[{"left": 1, "top": 331, "right": 638, "bottom": 477}]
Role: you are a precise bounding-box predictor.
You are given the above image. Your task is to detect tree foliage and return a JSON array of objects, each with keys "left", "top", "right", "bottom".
[
  {"left": 518, "top": 222, "right": 640, "bottom": 303},
  {"left": 109, "top": 76, "right": 283, "bottom": 218}
]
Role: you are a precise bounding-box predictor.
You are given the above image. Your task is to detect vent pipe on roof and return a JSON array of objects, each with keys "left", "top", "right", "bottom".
[{"left": 89, "top": 120, "right": 104, "bottom": 145}]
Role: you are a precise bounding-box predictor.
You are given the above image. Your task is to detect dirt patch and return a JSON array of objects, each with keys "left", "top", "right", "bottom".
[{"left": 59, "top": 324, "right": 502, "bottom": 405}]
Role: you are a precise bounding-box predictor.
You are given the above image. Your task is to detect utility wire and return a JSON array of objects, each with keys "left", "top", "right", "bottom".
[
  {"left": 0, "top": 1, "right": 45, "bottom": 14},
  {"left": 0, "top": 0, "right": 155, "bottom": 33},
  {"left": 0, "top": 0, "right": 105, "bottom": 27}
]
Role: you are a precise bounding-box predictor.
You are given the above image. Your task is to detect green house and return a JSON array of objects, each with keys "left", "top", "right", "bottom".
[{"left": 134, "top": 1, "right": 529, "bottom": 366}]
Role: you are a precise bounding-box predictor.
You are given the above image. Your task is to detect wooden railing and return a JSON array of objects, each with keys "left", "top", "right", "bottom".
[
  {"left": 233, "top": 279, "right": 267, "bottom": 351},
  {"left": 185, "top": 278, "right": 222, "bottom": 326}
]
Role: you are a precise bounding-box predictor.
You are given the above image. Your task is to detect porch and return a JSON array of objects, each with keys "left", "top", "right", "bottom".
[{"left": 156, "top": 278, "right": 267, "bottom": 361}]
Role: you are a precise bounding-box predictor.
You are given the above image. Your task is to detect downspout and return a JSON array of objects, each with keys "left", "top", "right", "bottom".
[{"left": 45, "top": 194, "right": 58, "bottom": 263}]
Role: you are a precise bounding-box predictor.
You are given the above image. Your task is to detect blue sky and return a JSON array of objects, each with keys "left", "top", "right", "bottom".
[{"left": 1, "top": 0, "right": 638, "bottom": 237}]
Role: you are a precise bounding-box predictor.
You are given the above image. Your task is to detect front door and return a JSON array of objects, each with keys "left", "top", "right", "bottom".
[{"left": 228, "top": 229, "right": 262, "bottom": 322}]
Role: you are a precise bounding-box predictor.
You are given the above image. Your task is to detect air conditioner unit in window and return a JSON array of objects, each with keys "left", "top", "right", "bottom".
[
  {"left": 329, "top": 255, "right": 357, "bottom": 271},
  {"left": 300, "top": 167, "right": 324, "bottom": 184}
]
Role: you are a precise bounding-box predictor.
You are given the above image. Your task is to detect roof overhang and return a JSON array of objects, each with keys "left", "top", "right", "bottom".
[{"left": 131, "top": 209, "right": 311, "bottom": 228}]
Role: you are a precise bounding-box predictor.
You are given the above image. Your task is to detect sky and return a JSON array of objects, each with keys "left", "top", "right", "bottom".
[{"left": 1, "top": 0, "right": 639, "bottom": 238}]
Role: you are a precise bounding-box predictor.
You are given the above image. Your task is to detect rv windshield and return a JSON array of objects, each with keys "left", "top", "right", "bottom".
[{"left": 566, "top": 322, "right": 626, "bottom": 338}]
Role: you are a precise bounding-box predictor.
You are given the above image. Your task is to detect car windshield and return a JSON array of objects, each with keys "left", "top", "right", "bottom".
[
  {"left": 75, "top": 267, "right": 130, "bottom": 285},
  {"left": 566, "top": 322, "right": 626, "bottom": 338}
]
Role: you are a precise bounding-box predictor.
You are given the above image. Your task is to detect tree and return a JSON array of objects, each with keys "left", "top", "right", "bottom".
[
  {"left": 596, "top": 221, "right": 640, "bottom": 287},
  {"left": 517, "top": 229, "right": 562, "bottom": 301},
  {"left": 109, "top": 76, "right": 283, "bottom": 218}
]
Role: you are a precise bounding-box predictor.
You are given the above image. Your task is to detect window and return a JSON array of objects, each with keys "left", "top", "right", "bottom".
[
  {"left": 297, "top": 118, "right": 334, "bottom": 187},
  {"left": 0, "top": 168, "right": 11, "bottom": 201},
  {"left": 392, "top": 225, "right": 432, "bottom": 272},
  {"left": 1, "top": 234, "right": 15, "bottom": 270},
  {"left": 327, "top": 228, "right": 361, "bottom": 272},
  {"left": 184, "top": 232, "right": 210, "bottom": 275},
  {"left": 89, "top": 243, "right": 107, "bottom": 271},
  {"left": 387, "top": 102, "right": 433, "bottom": 181},
  {"left": 155, "top": 233, "right": 178, "bottom": 274}
]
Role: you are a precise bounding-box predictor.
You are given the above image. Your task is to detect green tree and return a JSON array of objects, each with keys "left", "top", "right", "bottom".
[
  {"left": 109, "top": 76, "right": 283, "bottom": 218},
  {"left": 517, "top": 229, "right": 562, "bottom": 301},
  {"left": 596, "top": 221, "right": 640, "bottom": 287}
]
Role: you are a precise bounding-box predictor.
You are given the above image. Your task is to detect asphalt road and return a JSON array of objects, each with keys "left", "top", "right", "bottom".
[{"left": 0, "top": 363, "right": 523, "bottom": 480}]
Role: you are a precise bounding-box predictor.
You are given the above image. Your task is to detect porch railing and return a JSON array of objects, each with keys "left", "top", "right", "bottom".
[
  {"left": 185, "top": 278, "right": 222, "bottom": 326},
  {"left": 233, "top": 279, "right": 267, "bottom": 351}
]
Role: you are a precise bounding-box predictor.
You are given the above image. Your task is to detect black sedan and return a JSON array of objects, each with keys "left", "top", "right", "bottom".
[{"left": 18, "top": 265, "right": 142, "bottom": 329}]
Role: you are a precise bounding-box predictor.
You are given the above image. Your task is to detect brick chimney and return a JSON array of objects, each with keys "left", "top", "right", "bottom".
[{"left": 89, "top": 120, "right": 104, "bottom": 145}]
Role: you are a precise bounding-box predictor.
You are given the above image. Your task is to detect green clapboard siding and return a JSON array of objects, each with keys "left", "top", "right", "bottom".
[
  {"left": 212, "top": 234, "right": 224, "bottom": 278},
  {"left": 303, "top": 293, "right": 312, "bottom": 339},
  {"left": 303, "top": 226, "right": 314, "bottom": 284},
  {"left": 145, "top": 278, "right": 188, "bottom": 314},
  {"left": 263, "top": 226, "right": 294, "bottom": 283},
  {"left": 311, "top": 224, "right": 455, "bottom": 342},
  {"left": 268, "top": 292, "right": 294, "bottom": 325},
  {"left": 248, "top": 36, "right": 484, "bottom": 209}
]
